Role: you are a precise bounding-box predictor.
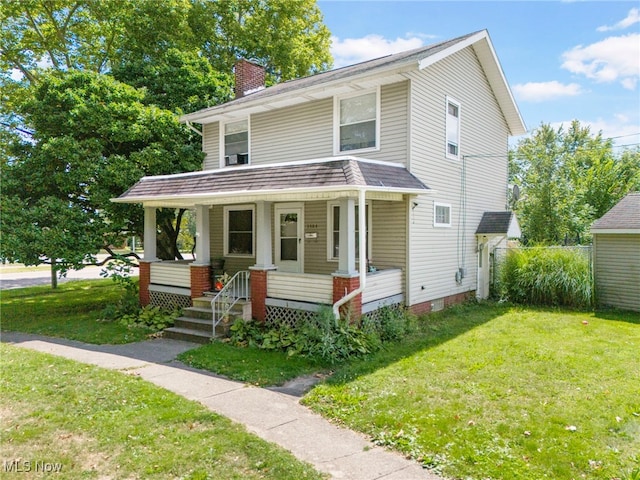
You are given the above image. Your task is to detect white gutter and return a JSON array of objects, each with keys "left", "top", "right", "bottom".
[
  {"left": 332, "top": 188, "right": 367, "bottom": 319},
  {"left": 185, "top": 121, "right": 203, "bottom": 136}
]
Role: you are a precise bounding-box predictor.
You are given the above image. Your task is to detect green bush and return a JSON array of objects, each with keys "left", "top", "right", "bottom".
[
  {"left": 228, "top": 305, "right": 412, "bottom": 364},
  {"left": 120, "top": 305, "right": 180, "bottom": 332},
  {"left": 499, "top": 247, "right": 592, "bottom": 308}
]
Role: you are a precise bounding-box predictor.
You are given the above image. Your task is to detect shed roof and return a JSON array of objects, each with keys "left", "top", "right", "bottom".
[
  {"left": 591, "top": 192, "right": 640, "bottom": 233},
  {"left": 181, "top": 30, "right": 526, "bottom": 136},
  {"left": 113, "top": 157, "right": 430, "bottom": 207},
  {"left": 476, "top": 211, "right": 521, "bottom": 237}
]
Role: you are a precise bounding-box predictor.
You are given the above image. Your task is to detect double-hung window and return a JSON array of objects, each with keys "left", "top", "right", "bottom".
[
  {"left": 445, "top": 97, "right": 460, "bottom": 160},
  {"left": 336, "top": 89, "right": 379, "bottom": 153},
  {"left": 328, "top": 202, "right": 371, "bottom": 260},
  {"left": 224, "top": 205, "right": 254, "bottom": 256},
  {"left": 434, "top": 202, "right": 451, "bottom": 227},
  {"left": 223, "top": 119, "right": 249, "bottom": 166}
]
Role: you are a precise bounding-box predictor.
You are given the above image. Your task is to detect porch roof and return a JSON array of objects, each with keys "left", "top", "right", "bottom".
[
  {"left": 113, "top": 156, "right": 431, "bottom": 207},
  {"left": 475, "top": 211, "right": 521, "bottom": 238}
]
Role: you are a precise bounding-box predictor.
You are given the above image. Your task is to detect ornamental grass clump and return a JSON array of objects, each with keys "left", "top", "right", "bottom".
[{"left": 500, "top": 247, "right": 592, "bottom": 308}]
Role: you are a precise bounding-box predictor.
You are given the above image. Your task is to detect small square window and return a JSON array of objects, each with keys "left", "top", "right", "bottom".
[{"left": 434, "top": 203, "right": 451, "bottom": 227}]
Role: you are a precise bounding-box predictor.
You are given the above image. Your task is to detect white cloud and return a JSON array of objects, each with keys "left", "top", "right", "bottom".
[
  {"left": 512, "top": 81, "right": 585, "bottom": 102},
  {"left": 597, "top": 7, "right": 640, "bottom": 32},
  {"left": 331, "top": 34, "right": 425, "bottom": 68},
  {"left": 561, "top": 33, "right": 640, "bottom": 90}
]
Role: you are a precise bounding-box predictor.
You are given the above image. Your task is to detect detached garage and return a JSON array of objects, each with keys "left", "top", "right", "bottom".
[{"left": 590, "top": 192, "right": 640, "bottom": 312}]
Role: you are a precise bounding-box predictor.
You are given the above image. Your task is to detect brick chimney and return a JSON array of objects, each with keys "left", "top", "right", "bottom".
[{"left": 234, "top": 59, "right": 266, "bottom": 99}]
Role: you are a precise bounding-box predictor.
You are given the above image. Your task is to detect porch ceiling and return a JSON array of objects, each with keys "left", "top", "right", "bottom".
[{"left": 113, "top": 156, "right": 432, "bottom": 208}]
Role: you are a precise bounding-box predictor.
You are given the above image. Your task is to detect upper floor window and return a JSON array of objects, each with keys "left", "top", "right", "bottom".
[
  {"left": 224, "top": 119, "right": 249, "bottom": 166},
  {"left": 434, "top": 202, "right": 451, "bottom": 227},
  {"left": 445, "top": 97, "right": 460, "bottom": 160},
  {"left": 335, "top": 89, "right": 379, "bottom": 153}
]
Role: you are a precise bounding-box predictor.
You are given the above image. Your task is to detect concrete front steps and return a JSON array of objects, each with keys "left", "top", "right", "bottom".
[{"left": 163, "top": 295, "right": 251, "bottom": 344}]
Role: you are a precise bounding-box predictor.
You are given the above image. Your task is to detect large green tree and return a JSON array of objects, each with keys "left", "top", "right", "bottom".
[
  {"left": 510, "top": 120, "right": 640, "bottom": 245},
  {"left": 1, "top": 0, "right": 332, "bottom": 280}
]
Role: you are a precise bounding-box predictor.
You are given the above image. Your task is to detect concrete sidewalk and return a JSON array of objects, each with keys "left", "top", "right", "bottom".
[{"left": 1, "top": 333, "right": 439, "bottom": 480}]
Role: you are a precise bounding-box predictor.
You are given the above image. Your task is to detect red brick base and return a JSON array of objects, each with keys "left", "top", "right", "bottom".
[
  {"left": 333, "top": 275, "right": 361, "bottom": 320},
  {"left": 410, "top": 290, "right": 475, "bottom": 316},
  {"left": 190, "top": 264, "right": 212, "bottom": 299},
  {"left": 250, "top": 269, "right": 268, "bottom": 323},
  {"left": 139, "top": 261, "right": 151, "bottom": 307}
]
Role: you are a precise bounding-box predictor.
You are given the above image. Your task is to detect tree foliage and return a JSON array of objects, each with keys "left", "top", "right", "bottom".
[
  {"left": 1, "top": 0, "right": 332, "bottom": 277},
  {"left": 510, "top": 121, "right": 640, "bottom": 245}
]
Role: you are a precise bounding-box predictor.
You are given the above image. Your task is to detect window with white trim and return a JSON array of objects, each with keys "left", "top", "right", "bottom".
[
  {"left": 327, "top": 202, "right": 371, "bottom": 260},
  {"left": 224, "top": 205, "right": 254, "bottom": 256},
  {"left": 335, "top": 89, "right": 379, "bottom": 153},
  {"left": 223, "top": 119, "right": 249, "bottom": 166},
  {"left": 445, "top": 97, "right": 460, "bottom": 159},
  {"left": 434, "top": 202, "right": 451, "bottom": 227}
]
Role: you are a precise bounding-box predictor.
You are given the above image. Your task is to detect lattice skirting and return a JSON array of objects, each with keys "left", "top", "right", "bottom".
[
  {"left": 149, "top": 290, "right": 192, "bottom": 310},
  {"left": 265, "top": 305, "right": 316, "bottom": 328}
]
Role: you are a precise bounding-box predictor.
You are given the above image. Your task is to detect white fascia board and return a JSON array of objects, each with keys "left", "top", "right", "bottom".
[{"left": 591, "top": 228, "right": 640, "bottom": 234}]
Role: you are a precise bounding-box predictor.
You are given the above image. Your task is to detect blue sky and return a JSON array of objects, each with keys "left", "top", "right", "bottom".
[{"left": 317, "top": 1, "right": 640, "bottom": 148}]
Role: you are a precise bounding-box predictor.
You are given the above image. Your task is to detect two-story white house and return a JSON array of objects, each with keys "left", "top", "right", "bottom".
[{"left": 115, "top": 29, "right": 526, "bottom": 341}]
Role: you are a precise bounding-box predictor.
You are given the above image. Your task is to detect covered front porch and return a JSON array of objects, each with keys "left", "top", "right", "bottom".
[{"left": 114, "top": 156, "right": 431, "bottom": 326}]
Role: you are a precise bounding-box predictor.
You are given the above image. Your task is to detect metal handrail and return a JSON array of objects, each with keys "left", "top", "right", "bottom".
[{"left": 211, "top": 270, "right": 251, "bottom": 336}]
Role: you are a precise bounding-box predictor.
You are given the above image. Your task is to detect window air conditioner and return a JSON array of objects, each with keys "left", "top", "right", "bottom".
[{"left": 227, "top": 154, "right": 238, "bottom": 165}]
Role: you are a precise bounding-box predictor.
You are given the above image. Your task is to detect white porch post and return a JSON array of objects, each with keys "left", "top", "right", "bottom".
[
  {"left": 254, "top": 201, "right": 274, "bottom": 269},
  {"left": 193, "top": 204, "right": 211, "bottom": 265},
  {"left": 337, "top": 197, "right": 357, "bottom": 275},
  {"left": 143, "top": 206, "right": 157, "bottom": 261}
]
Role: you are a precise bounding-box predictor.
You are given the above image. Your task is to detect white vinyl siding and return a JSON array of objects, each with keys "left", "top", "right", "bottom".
[
  {"left": 406, "top": 45, "right": 510, "bottom": 306},
  {"left": 202, "top": 122, "right": 220, "bottom": 170},
  {"left": 593, "top": 234, "right": 640, "bottom": 311}
]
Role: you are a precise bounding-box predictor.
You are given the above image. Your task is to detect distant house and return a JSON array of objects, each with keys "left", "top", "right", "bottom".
[
  {"left": 591, "top": 192, "right": 640, "bottom": 312},
  {"left": 114, "top": 29, "right": 526, "bottom": 340}
]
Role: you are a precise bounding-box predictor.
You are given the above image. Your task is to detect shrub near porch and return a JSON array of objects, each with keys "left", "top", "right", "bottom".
[{"left": 303, "top": 305, "right": 640, "bottom": 480}]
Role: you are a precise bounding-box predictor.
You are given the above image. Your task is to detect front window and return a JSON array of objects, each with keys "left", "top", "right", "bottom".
[
  {"left": 224, "top": 119, "right": 249, "bottom": 166},
  {"left": 336, "top": 90, "right": 379, "bottom": 153},
  {"left": 328, "top": 202, "right": 371, "bottom": 260},
  {"left": 434, "top": 202, "right": 451, "bottom": 227},
  {"left": 446, "top": 97, "right": 460, "bottom": 159},
  {"left": 224, "top": 205, "right": 254, "bottom": 256}
]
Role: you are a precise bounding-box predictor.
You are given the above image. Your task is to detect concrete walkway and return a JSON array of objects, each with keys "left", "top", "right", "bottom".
[{"left": 1, "top": 333, "right": 440, "bottom": 480}]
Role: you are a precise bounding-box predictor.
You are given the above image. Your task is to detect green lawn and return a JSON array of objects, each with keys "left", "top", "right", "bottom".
[
  {"left": 0, "top": 344, "right": 324, "bottom": 479},
  {"left": 1, "top": 279, "right": 152, "bottom": 344},
  {"left": 302, "top": 305, "right": 640, "bottom": 479}
]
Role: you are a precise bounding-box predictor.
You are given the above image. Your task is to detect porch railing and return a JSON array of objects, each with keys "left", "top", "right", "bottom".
[
  {"left": 150, "top": 261, "right": 191, "bottom": 288},
  {"left": 267, "top": 271, "right": 334, "bottom": 304},
  {"left": 362, "top": 268, "right": 403, "bottom": 304},
  {"left": 211, "top": 270, "right": 251, "bottom": 336}
]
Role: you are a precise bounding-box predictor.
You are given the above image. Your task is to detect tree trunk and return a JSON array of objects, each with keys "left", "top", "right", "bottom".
[
  {"left": 156, "top": 208, "right": 186, "bottom": 260},
  {"left": 50, "top": 259, "right": 58, "bottom": 289}
]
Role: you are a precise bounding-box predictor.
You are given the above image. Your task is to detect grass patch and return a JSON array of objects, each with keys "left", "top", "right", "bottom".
[
  {"left": 0, "top": 344, "right": 324, "bottom": 479},
  {"left": 1, "top": 279, "right": 153, "bottom": 344},
  {"left": 178, "top": 341, "right": 327, "bottom": 387},
  {"left": 303, "top": 303, "right": 640, "bottom": 479}
]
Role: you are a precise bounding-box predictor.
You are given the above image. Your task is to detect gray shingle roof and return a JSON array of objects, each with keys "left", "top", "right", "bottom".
[
  {"left": 476, "top": 211, "right": 517, "bottom": 235},
  {"left": 591, "top": 192, "right": 640, "bottom": 231},
  {"left": 116, "top": 158, "right": 430, "bottom": 203}
]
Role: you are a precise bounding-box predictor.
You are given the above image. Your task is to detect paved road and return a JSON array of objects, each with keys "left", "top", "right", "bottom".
[{"left": 0, "top": 264, "right": 139, "bottom": 290}]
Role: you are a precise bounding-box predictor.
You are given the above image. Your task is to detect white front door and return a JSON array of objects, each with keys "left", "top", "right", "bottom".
[{"left": 275, "top": 204, "right": 303, "bottom": 273}]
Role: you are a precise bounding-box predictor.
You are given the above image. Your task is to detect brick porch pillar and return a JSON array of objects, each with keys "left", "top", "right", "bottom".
[
  {"left": 139, "top": 261, "right": 151, "bottom": 307},
  {"left": 190, "top": 264, "right": 211, "bottom": 300},
  {"left": 249, "top": 269, "right": 268, "bottom": 323},
  {"left": 332, "top": 274, "right": 362, "bottom": 320}
]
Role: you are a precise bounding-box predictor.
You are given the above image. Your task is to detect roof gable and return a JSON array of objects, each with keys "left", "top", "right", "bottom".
[
  {"left": 591, "top": 192, "right": 640, "bottom": 232},
  {"left": 181, "top": 30, "right": 526, "bottom": 136}
]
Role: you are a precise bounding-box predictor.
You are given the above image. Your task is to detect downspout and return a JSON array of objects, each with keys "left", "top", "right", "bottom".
[
  {"left": 185, "top": 120, "right": 203, "bottom": 137},
  {"left": 332, "top": 188, "right": 367, "bottom": 319}
]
